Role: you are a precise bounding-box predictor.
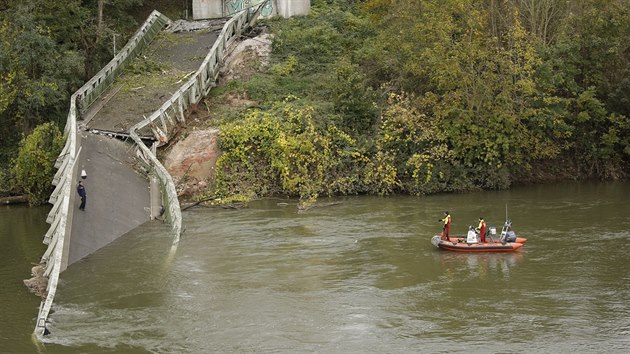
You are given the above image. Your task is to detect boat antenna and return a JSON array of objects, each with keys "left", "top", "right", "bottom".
[{"left": 505, "top": 204, "right": 508, "bottom": 221}]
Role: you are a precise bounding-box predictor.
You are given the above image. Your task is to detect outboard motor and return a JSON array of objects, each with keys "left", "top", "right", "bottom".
[
  {"left": 504, "top": 231, "right": 517, "bottom": 242},
  {"left": 500, "top": 219, "right": 513, "bottom": 241}
]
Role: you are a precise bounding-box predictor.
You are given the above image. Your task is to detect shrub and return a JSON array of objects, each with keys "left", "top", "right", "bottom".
[
  {"left": 215, "top": 100, "right": 367, "bottom": 202},
  {"left": 11, "top": 122, "right": 64, "bottom": 205}
]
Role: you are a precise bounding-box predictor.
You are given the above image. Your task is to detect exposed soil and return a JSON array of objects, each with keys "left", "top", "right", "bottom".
[{"left": 160, "top": 29, "right": 273, "bottom": 200}]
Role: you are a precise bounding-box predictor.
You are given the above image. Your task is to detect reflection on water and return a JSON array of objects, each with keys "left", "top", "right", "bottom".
[
  {"left": 437, "top": 251, "right": 525, "bottom": 278},
  {"left": 2, "top": 182, "right": 630, "bottom": 353},
  {"left": 0, "top": 205, "right": 48, "bottom": 354}
]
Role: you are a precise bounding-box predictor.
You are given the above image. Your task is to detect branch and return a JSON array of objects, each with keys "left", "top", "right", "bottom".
[{"left": 182, "top": 195, "right": 218, "bottom": 211}]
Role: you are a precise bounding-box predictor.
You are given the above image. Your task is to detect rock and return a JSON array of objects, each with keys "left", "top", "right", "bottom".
[
  {"left": 163, "top": 129, "right": 221, "bottom": 197},
  {"left": 219, "top": 33, "right": 273, "bottom": 84},
  {"left": 23, "top": 265, "right": 48, "bottom": 297}
]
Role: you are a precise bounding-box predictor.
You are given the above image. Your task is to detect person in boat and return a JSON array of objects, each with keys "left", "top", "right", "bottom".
[
  {"left": 467, "top": 225, "right": 478, "bottom": 243},
  {"left": 475, "top": 217, "right": 487, "bottom": 243},
  {"left": 439, "top": 211, "right": 451, "bottom": 241}
]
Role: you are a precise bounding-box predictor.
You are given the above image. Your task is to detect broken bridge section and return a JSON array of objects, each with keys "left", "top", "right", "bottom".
[
  {"left": 67, "top": 133, "right": 151, "bottom": 266},
  {"left": 70, "top": 19, "right": 226, "bottom": 267},
  {"left": 84, "top": 21, "right": 225, "bottom": 137},
  {"left": 33, "top": 12, "right": 230, "bottom": 337},
  {"left": 35, "top": 2, "right": 270, "bottom": 337}
]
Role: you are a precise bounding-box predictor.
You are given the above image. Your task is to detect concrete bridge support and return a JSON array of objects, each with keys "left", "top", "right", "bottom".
[
  {"left": 276, "top": 0, "right": 310, "bottom": 18},
  {"left": 193, "top": 0, "right": 310, "bottom": 19}
]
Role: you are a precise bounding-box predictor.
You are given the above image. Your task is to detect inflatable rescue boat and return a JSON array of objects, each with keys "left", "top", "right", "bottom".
[
  {"left": 431, "top": 235, "right": 523, "bottom": 252},
  {"left": 431, "top": 219, "right": 526, "bottom": 252}
]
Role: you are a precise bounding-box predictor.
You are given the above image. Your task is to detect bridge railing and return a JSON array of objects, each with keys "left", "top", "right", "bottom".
[
  {"left": 129, "top": 0, "right": 270, "bottom": 244},
  {"left": 34, "top": 10, "right": 171, "bottom": 338},
  {"left": 76, "top": 11, "right": 171, "bottom": 115}
]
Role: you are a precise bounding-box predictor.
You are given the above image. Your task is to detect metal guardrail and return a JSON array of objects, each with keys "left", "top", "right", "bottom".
[
  {"left": 129, "top": 0, "right": 270, "bottom": 245},
  {"left": 76, "top": 11, "right": 171, "bottom": 114},
  {"left": 34, "top": 10, "right": 171, "bottom": 338}
]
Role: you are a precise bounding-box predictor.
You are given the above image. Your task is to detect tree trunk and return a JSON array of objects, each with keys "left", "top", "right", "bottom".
[
  {"left": 97, "top": 0, "right": 104, "bottom": 33},
  {"left": 0, "top": 195, "right": 28, "bottom": 205}
]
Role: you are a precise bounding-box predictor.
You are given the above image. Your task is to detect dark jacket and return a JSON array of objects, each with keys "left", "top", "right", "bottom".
[{"left": 77, "top": 184, "right": 86, "bottom": 197}]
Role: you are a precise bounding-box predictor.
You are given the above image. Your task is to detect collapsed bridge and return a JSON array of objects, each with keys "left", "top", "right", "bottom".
[{"left": 31, "top": 2, "right": 273, "bottom": 337}]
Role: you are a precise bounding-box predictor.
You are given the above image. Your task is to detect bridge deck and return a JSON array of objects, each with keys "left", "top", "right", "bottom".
[
  {"left": 67, "top": 23, "right": 223, "bottom": 266},
  {"left": 67, "top": 133, "right": 151, "bottom": 265},
  {"left": 84, "top": 26, "right": 223, "bottom": 136}
]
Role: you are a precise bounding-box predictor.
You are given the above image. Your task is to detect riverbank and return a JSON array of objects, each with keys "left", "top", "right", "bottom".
[
  {"left": 160, "top": 26, "right": 627, "bottom": 207},
  {"left": 0, "top": 195, "right": 28, "bottom": 205}
]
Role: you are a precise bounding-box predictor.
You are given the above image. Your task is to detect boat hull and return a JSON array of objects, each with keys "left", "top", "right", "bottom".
[
  {"left": 449, "top": 236, "right": 527, "bottom": 244},
  {"left": 431, "top": 235, "right": 523, "bottom": 252}
]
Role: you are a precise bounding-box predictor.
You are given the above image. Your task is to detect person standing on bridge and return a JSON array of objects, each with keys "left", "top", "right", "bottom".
[{"left": 77, "top": 180, "right": 86, "bottom": 210}]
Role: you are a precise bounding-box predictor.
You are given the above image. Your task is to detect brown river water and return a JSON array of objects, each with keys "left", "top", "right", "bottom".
[{"left": 1, "top": 181, "right": 629, "bottom": 353}]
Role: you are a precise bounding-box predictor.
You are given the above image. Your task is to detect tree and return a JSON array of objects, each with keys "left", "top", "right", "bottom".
[
  {"left": 79, "top": 0, "right": 143, "bottom": 78},
  {"left": 375, "top": 92, "right": 451, "bottom": 194},
  {"left": 486, "top": 0, "right": 569, "bottom": 46},
  {"left": 536, "top": 0, "right": 630, "bottom": 177},
  {"left": 0, "top": 4, "right": 83, "bottom": 165},
  {"left": 11, "top": 122, "right": 64, "bottom": 205},
  {"left": 0, "top": 0, "right": 145, "bottom": 167},
  {"left": 330, "top": 57, "right": 377, "bottom": 135}
]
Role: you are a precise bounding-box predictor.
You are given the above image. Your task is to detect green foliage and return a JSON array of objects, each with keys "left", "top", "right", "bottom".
[
  {"left": 0, "top": 0, "right": 147, "bottom": 168},
  {"left": 271, "top": 3, "right": 371, "bottom": 69},
  {"left": 563, "top": 89, "right": 630, "bottom": 178},
  {"left": 11, "top": 122, "right": 64, "bottom": 205},
  {"left": 125, "top": 56, "right": 167, "bottom": 75},
  {"left": 270, "top": 54, "right": 298, "bottom": 76},
  {"left": 1, "top": 9, "right": 68, "bottom": 119},
  {"left": 358, "top": 0, "right": 627, "bottom": 181},
  {"left": 361, "top": 151, "right": 399, "bottom": 195},
  {"left": 214, "top": 107, "right": 283, "bottom": 201},
  {"left": 531, "top": 0, "right": 630, "bottom": 178},
  {"left": 215, "top": 100, "right": 370, "bottom": 202},
  {"left": 375, "top": 93, "right": 452, "bottom": 195},
  {"left": 210, "top": 0, "right": 629, "bottom": 205},
  {"left": 361, "top": 1, "right": 555, "bottom": 184},
  {"left": 330, "top": 58, "right": 377, "bottom": 135},
  {"left": 245, "top": 56, "right": 320, "bottom": 105},
  {"left": 272, "top": 21, "right": 342, "bottom": 72},
  {"left": 357, "top": 0, "right": 460, "bottom": 94},
  {"left": 0, "top": 166, "right": 11, "bottom": 197},
  {"left": 243, "top": 5, "right": 378, "bottom": 139},
  {"left": 0, "top": 6, "right": 81, "bottom": 165},
  {"left": 559, "top": 1, "right": 630, "bottom": 118}
]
